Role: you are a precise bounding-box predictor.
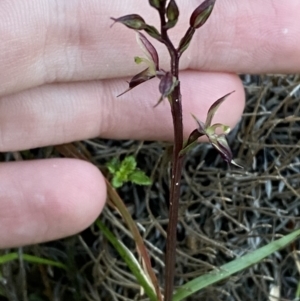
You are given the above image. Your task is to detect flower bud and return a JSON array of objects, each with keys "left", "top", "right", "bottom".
[
  {"left": 159, "top": 72, "right": 177, "bottom": 98},
  {"left": 166, "top": 0, "right": 179, "bottom": 28},
  {"left": 153, "top": 72, "right": 177, "bottom": 107},
  {"left": 190, "top": 0, "right": 216, "bottom": 29},
  {"left": 149, "top": 0, "right": 162, "bottom": 9},
  {"left": 111, "top": 14, "right": 146, "bottom": 30}
]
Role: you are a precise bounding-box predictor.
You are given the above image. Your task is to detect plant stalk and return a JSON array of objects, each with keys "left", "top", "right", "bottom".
[
  {"left": 159, "top": 10, "right": 184, "bottom": 301},
  {"left": 164, "top": 91, "right": 184, "bottom": 301}
]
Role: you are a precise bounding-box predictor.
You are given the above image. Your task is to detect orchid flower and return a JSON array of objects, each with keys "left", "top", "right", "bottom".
[
  {"left": 117, "top": 31, "right": 160, "bottom": 97},
  {"left": 181, "top": 91, "right": 242, "bottom": 168}
]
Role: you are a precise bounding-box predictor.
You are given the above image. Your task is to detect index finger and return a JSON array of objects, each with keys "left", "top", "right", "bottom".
[
  {"left": 187, "top": 0, "right": 300, "bottom": 74},
  {"left": 0, "top": 0, "right": 299, "bottom": 98}
]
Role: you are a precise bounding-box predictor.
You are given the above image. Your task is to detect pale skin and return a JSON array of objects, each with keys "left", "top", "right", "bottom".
[{"left": 0, "top": 0, "right": 299, "bottom": 248}]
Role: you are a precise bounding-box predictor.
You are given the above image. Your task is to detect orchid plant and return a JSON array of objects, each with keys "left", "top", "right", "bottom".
[{"left": 111, "top": 1, "right": 240, "bottom": 300}]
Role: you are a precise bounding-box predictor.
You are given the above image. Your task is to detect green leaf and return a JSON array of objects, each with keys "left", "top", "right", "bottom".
[
  {"left": 108, "top": 156, "right": 152, "bottom": 188},
  {"left": 296, "top": 280, "right": 300, "bottom": 298},
  {"left": 120, "top": 156, "right": 137, "bottom": 173},
  {"left": 106, "top": 157, "right": 120, "bottom": 174},
  {"left": 129, "top": 170, "right": 152, "bottom": 185},
  {"left": 0, "top": 253, "right": 67, "bottom": 270},
  {"left": 112, "top": 176, "right": 124, "bottom": 188},
  {"left": 172, "top": 228, "right": 300, "bottom": 301},
  {"left": 96, "top": 220, "right": 158, "bottom": 301},
  {"left": 105, "top": 183, "right": 162, "bottom": 300}
]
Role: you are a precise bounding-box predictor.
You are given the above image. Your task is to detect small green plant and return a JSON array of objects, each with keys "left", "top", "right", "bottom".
[{"left": 106, "top": 156, "right": 151, "bottom": 188}]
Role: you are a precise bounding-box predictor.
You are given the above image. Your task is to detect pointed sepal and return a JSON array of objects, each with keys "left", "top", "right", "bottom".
[
  {"left": 179, "top": 129, "right": 204, "bottom": 157},
  {"left": 208, "top": 134, "right": 233, "bottom": 164},
  {"left": 207, "top": 133, "right": 242, "bottom": 168},
  {"left": 205, "top": 91, "right": 235, "bottom": 127},
  {"left": 117, "top": 68, "right": 155, "bottom": 97},
  {"left": 111, "top": 14, "right": 146, "bottom": 30},
  {"left": 136, "top": 32, "right": 159, "bottom": 70},
  {"left": 191, "top": 114, "right": 206, "bottom": 134}
]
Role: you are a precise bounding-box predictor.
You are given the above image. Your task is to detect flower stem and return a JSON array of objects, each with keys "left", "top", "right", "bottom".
[{"left": 159, "top": 10, "right": 184, "bottom": 301}]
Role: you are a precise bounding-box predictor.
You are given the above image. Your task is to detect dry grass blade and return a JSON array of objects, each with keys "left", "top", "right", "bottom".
[
  {"left": 106, "top": 180, "right": 162, "bottom": 301},
  {"left": 56, "top": 142, "right": 162, "bottom": 301}
]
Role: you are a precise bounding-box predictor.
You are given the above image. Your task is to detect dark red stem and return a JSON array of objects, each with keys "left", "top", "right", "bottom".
[{"left": 159, "top": 9, "right": 184, "bottom": 301}]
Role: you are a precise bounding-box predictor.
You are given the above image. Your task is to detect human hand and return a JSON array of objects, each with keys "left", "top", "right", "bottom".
[{"left": 0, "top": 0, "right": 299, "bottom": 248}]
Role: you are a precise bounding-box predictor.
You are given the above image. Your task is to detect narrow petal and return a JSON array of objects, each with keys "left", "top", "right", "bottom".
[
  {"left": 191, "top": 114, "right": 206, "bottom": 134},
  {"left": 205, "top": 91, "right": 235, "bottom": 127},
  {"left": 136, "top": 32, "right": 159, "bottom": 70},
  {"left": 209, "top": 134, "right": 233, "bottom": 163}
]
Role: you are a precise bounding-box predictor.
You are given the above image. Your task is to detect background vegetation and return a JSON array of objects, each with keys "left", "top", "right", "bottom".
[{"left": 1, "top": 74, "right": 300, "bottom": 301}]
